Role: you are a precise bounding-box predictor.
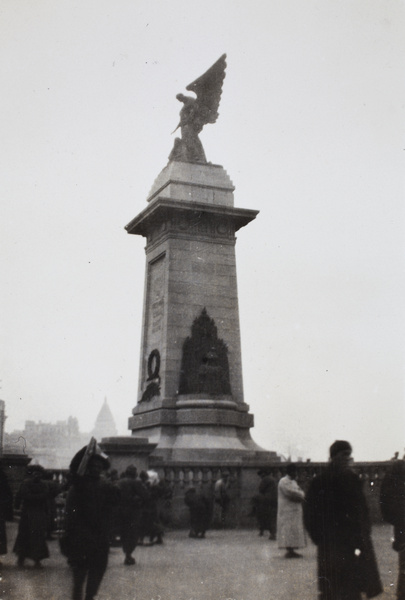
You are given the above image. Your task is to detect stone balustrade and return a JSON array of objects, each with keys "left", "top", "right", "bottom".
[
  {"left": 34, "top": 459, "right": 395, "bottom": 530},
  {"left": 155, "top": 461, "right": 394, "bottom": 527}
]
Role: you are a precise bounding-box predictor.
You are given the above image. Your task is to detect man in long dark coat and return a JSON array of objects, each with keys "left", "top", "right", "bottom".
[
  {"left": 304, "top": 440, "right": 382, "bottom": 600},
  {"left": 380, "top": 458, "right": 405, "bottom": 600},
  {"left": 64, "top": 440, "right": 120, "bottom": 600},
  {"left": 116, "top": 465, "right": 149, "bottom": 565}
]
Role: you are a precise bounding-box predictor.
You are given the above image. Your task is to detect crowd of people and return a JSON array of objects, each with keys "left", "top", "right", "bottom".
[
  {"left": 0, "top": 439, "right": 173, "bottom": 600},
  {"left": 1, "top": 438, "right": 405, "bottom": 600}
]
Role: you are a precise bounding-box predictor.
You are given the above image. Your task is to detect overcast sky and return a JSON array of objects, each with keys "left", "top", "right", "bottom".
[{"left": 1, "top": 0, "right": 404, "bottom": 461}]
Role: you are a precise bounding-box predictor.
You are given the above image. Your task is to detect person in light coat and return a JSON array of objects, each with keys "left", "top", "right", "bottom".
[{"left": 277, "top": 463, "right": 306, "bottom": 558}]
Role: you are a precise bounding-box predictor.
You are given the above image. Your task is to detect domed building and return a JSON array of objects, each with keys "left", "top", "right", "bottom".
[{"left": 91, "top": 398, "right": 117, "bottom": 441}]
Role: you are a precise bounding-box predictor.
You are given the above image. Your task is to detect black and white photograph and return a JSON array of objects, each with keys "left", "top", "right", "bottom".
[{"left": 1, "top": 1, "right": 404, "bottom": 598}]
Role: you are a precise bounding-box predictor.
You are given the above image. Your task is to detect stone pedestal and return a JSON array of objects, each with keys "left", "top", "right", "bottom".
[
  {"left": 100, "top": 436, "right": 157, "bottom": 474},
  {"left": 124, "top": 161, "right": 277, "bottom": 465}
]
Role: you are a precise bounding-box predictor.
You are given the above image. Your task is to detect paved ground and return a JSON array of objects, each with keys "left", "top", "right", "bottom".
[{"left": 0, "top": 522, "right": 399, "bottom": 600}]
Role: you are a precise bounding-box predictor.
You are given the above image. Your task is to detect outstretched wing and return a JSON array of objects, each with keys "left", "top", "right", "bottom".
[{"left": 186, "top": 54, "right": 227, "bottom": 126}]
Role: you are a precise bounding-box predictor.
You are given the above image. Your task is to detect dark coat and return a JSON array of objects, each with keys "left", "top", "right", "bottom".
[
  {"left": 252, "top": 474, "right": 278, "bottom": 535},
  {"left": 258, "top": 474, "right": 278, "bottom": 502},
  {"left": 304, "top": 466, "right": 382, "bottom": 599},
  {"left": 64, "top": 475, "right": 120, "bottom": 562},
  {"left": 117, "top": 477, "right": 149, "bottom": 510},
  {"left": 139, "top": 481, "right": 168, "bottom": 541},
  {"left": 0, "top": 469, "right": 13, "bottom": 555},
  {"left": 116, "top": 476, "right": 149, "bottom": 554},
  {"left": 380, "top": 459, "right": 405, "bottom": 551},
  {"left": 13, "top": 477, "right": 49, "bottom": 561},
  {"left": 184, "top": 488, "right": 213, "bottom": 536}
]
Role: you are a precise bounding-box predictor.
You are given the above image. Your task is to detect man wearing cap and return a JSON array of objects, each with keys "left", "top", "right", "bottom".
[{"left": 304, "top": 441, "right": 382, "bottom": 600}]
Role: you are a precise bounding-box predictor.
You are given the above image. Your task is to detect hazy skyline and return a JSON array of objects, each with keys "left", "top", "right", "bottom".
[{"left": 1, "top": 1, "right": 404, "bottom": 461}]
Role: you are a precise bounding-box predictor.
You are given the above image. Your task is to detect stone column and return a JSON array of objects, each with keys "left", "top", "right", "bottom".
[{"left": 125, "top": 161, "right": 276, "bottom": 463}]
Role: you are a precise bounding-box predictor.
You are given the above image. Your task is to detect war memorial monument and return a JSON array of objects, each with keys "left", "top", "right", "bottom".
[{"left": 102, "top": 55, "right": 278, "bottom": 525}]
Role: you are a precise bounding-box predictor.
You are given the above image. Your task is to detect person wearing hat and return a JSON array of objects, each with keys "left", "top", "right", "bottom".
[
  {"left": 63, "top": 439, "right": 120, "bottom": 600},
  {"left": 304, "top": 441, "right": 382, "bottom": 600},
  {"left": 13, "top": 464, "right": 49, "bottom": 568}
]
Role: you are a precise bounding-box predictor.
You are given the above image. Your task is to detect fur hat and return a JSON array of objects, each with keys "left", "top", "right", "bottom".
[{"left": 70, "top": 438, "right": 110, "bottom": 475}]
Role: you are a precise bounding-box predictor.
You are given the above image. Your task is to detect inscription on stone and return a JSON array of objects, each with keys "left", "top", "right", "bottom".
[
  {"left": 146, "top": 254, "right": 166, "bottom": 350},
  {"left": 152, "top": 297, "right": 164, "bottom": 334}
]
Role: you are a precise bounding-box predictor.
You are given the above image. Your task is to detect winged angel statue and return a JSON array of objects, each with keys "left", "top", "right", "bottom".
[{"left": 169, "top": 54, "right": 227, "bottom": 164}]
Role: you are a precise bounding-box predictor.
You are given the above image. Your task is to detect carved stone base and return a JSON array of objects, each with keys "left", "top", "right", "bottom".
[
  {"left": 146, "top": 425, "right": 277, "bottom": 463},
  {"left": 128, "top": 393, "right": 276, "bottom": 464}
]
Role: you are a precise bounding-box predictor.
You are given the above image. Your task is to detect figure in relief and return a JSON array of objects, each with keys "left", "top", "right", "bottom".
[
  {"left": 178, "top": 308, "right": 231, "bottom": 396},
  {"left": 169, "top": 54, "right": 227, "bottom": 164}
]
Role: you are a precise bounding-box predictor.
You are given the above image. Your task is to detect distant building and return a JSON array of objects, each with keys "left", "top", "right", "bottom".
[
  {"left": 24, "top": 416, "right": 82, "bottom": 447},
  {"left": 91, "top": 398, "right": 117, "bottom": 441},
  {"left": 4, "top": 399, "right": 118, "bottom": 469},
  {"left": 4, "top": 416, "right": 87, "bottom": 470}
]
